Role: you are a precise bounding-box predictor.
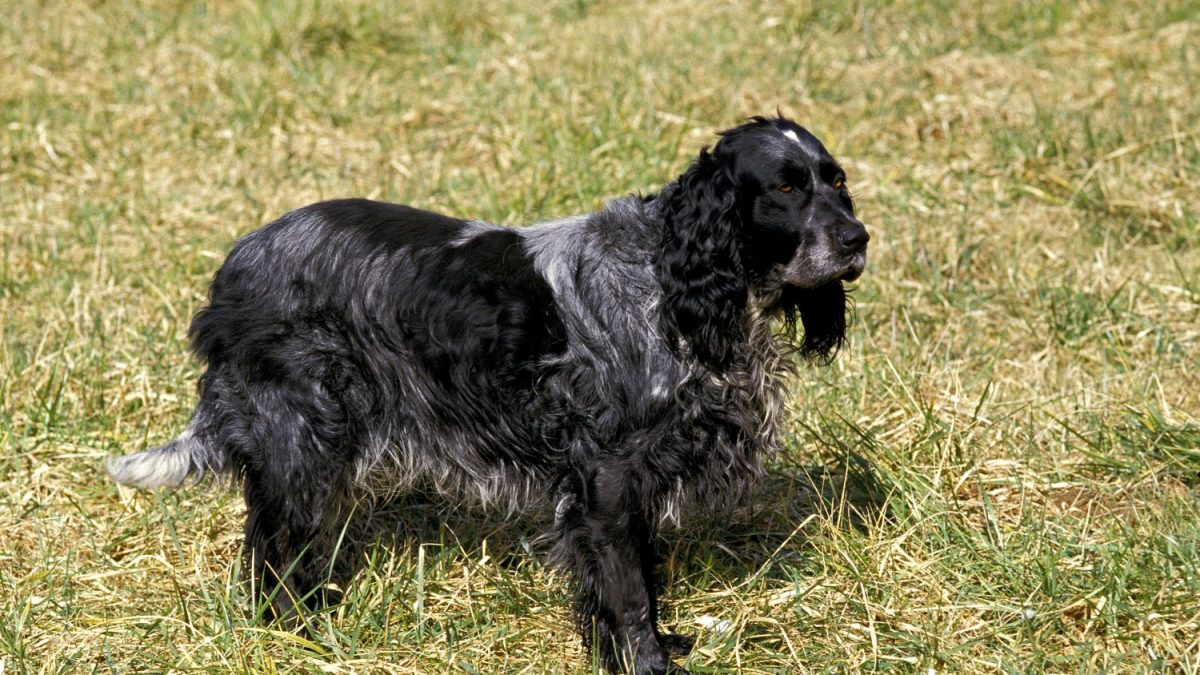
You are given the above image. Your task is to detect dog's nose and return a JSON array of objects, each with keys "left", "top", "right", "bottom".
[{"left": 837, "top": 222, "right": 870, "bottom": 251}]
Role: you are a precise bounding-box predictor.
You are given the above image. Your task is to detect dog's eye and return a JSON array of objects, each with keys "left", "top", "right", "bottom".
[
  {"left": 832, "top": 177, "right": 846, "bottom": 191},
  {"left": 778, "top": 183, "right": 793, "bottom": 193}
]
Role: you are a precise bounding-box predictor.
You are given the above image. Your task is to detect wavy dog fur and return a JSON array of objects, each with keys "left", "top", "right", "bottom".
[{"left": 106, "top": 115, "right": 869, "bottom": 674}]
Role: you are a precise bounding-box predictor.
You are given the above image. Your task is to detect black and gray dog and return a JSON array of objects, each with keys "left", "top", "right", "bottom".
[{"left": 107, "top": 115, "right": 868, "bottom": 674}]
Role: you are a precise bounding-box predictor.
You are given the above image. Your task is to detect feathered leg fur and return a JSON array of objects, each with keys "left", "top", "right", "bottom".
[{"left": 555, "top": 462, "right": 689, "bottom": 675}]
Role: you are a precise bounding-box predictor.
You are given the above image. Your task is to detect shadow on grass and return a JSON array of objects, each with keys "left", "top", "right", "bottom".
[{"left": 662, "top": 455, "right": 889, "bottom": 586}]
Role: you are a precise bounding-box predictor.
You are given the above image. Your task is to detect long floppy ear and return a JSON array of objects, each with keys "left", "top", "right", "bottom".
[
  {"left": 655, "top": 148, "right": 747, "bottom": 370},
  {"left": 780, "top": 282, "right": 849, "bottom": 365}
]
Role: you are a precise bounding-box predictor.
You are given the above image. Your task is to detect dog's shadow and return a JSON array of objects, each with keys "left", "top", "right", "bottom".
[
  {"left": 662, "top": 455, "right": 888, "bottom": 588},
  {"left": 325, "top": 453, "right": 888, "bottom": 599}
]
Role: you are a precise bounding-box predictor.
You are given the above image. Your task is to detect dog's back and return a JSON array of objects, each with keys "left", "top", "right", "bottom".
[{"left": 112, "top": 197, "right": 579, "bottom": 493}]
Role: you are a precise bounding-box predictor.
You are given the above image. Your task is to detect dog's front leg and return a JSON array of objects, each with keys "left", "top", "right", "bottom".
[{"left": 556, "top": 463, "right": 687, "bottom": 675}]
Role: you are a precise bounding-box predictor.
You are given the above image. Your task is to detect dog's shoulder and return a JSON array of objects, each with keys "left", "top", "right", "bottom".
[{"left": 520, "top": 196, "right": 660, "bottom": 299}]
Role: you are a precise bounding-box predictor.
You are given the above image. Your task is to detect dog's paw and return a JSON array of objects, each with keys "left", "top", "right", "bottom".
[{"left": 658, "top": 631, "right": 696, "bottom": 657}]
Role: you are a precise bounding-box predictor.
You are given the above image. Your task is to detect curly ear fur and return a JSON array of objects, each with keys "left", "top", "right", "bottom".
[
  {"left": 780, "top": 282, "right": 849, "bottom": 365},
  {"left": 655, "top": 148, "right": 747, "bottom": 370}
]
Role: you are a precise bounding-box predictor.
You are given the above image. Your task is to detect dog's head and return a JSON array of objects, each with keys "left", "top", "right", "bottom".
[{"left": 656, "top": 115, "right": 869, "bottom": 369}]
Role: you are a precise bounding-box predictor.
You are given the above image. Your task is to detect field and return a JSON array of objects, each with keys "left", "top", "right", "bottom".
[{"left": 2, "top": 0, "right": 1199, "bottom": 672}]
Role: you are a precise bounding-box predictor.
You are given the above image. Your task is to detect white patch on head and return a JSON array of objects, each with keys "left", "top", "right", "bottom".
[{"left": 782, "top": 129, "right": 802, "bottom": 145}]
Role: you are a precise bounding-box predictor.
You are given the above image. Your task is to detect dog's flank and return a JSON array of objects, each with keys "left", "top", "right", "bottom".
[{"left": 106, "top": 115, "right": 868, "bottom": 675}]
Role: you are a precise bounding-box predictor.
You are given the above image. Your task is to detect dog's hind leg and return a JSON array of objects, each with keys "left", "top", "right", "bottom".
[
  {"left": 242, "top": 463, "right": 347, "bottom": 622},
  {"left": 226, "top": 381, "right": 359, "bottom": 623}
]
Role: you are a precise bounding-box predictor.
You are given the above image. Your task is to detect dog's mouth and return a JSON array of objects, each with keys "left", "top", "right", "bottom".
[
  {"left": 838, "top": 251, "right": 868, "bottom": 282},
  {"left": 774, "top": 246, "right": 867, "bottom": 292}
]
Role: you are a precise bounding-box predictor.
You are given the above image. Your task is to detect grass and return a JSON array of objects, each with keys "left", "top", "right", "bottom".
[{"left": 2, "top": 0, "right": 1199, "bottom": 672}]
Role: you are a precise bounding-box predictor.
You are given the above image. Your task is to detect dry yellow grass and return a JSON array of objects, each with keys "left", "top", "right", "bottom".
[{"left": 2, "top": 0, "right": 1198, "bottom": 672}]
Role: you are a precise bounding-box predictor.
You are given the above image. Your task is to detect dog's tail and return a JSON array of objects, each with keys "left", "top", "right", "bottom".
[{"left": 105, "top": 427, "right": 226, "bottom": 489}]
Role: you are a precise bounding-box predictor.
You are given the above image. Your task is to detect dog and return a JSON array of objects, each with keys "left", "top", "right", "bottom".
[{"left": 106, "top": 115, "right": 868, "bottom": 674}]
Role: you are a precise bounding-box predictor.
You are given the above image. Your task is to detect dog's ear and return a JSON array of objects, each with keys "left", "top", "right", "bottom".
[
  {"left": 781, "top": 282, "right": 849, "bottom": 365},
  {"left": 656, "top": 148, "right": 747, "bottom": 370}
]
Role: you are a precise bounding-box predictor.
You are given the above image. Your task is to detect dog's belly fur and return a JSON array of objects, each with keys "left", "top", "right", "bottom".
[{"left": 352, "top": 415, "right": 559, "bottom": 513}]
